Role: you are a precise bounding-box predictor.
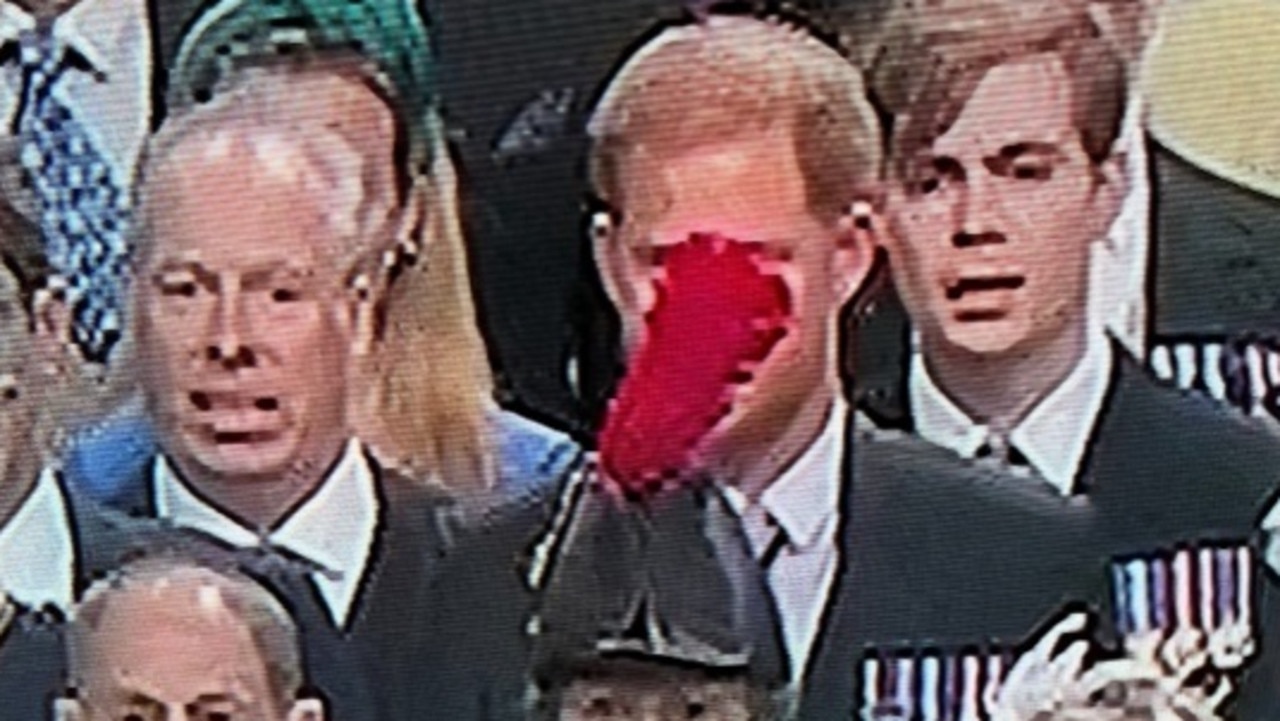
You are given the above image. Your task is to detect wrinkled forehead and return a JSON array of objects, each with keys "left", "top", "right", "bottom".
[{"left": 143, "top": 120, "right": 391, "bottom": 272}]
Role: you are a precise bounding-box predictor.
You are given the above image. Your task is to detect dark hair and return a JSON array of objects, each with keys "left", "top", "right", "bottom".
[{"left": 533, "top": 655, "right": 789, "bottom": 720}]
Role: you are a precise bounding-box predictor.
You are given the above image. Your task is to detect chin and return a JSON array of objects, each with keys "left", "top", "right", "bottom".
[
  {"left": 939, "top": 318, "right": 1034, "bottom": 357},
  {"left": 180, "top": 435, "right": 302, "bottom": 481}
]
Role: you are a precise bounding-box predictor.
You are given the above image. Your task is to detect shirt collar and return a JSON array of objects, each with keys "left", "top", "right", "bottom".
[
  {"left": 0, "top": 0, "right": 127, "bottom": 78},
  {"left": 153, "top": 439, "right": 381, "bottom": 626},
  {"left": 910, "top": 327, "right": 1114, "bottom": 496},
  {"left": 755, "top": 397, "right": 849, "bottom": 552},
  {"left": 0, "top": 467, "right": 74, "bottom": 610}
]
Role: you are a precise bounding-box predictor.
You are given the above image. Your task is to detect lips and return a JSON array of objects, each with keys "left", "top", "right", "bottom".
[
  {"left": 598, "top": 232, "right": 792, "bottom": 497},
  {"left": 944, "top": 275, "right": 1026, "bottom": 301},
  {"left": 186, "top": 389, "right": 287, "bottom": 440}
]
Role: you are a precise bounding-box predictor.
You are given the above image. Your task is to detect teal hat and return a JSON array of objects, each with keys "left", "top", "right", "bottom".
[{"left": 171, "top": 0, "right": 439, "bottom": 168}]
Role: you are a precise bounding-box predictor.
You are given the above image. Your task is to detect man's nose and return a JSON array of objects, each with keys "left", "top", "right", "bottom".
[
  {"left": 951, "top": 230, "right": 1007, "bottom": 249},
  {"left": 206, "top": 291, "right": 257, "bottom": 370},
  {"left": 953, "top": 174, "right": 1007, "bottom": 248}
]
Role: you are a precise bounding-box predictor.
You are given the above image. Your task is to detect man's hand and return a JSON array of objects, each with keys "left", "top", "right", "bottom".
[
  {"left": 989, "top": 612, "right": 1247, "bottom": 721},
  {"left": 989, "top": 612, "right": 1093, "bottom": 721}
]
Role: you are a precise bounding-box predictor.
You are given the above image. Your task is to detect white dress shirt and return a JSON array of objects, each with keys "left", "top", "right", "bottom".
[
  {"left": 725, "top": 398, "right": 848, "bottom": 681},
  {"left": 0, "top": 0, "right": 151, "bottom": 207},
  {"left": 0, "top": 467, "right": 74, "bottom": 611},
  {"left": 1097, "top": 95, "right": 1151, "bottom": 358},
  {"left": 911, "top": 328, "right": 1114, "bottom": 496},
  {"left": 153, "top": 439, "right": 380, "bottom": 628}
]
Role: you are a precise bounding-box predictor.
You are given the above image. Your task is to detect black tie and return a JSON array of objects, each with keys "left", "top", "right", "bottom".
[
  {"left": 758, "top": 518, "right": 790, "bottom": 571},
  {"left": 236, "top": 546, "right": 378, "bottom": 719},
  {"left": 975, "top": 440, "right": 1030, "bottom": 469}
]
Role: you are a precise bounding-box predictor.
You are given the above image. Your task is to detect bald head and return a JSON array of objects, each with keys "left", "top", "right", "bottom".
[{"left": 65, "top": 557, "right": 315, "bottom": 721}]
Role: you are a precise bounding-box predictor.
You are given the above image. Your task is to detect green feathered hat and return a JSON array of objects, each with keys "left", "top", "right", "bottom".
[{"left": 170, "top": 0, "right": 439, "bottom": 169}]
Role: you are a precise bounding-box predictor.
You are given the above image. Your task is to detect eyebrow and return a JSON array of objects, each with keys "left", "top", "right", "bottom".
[
  {"left": 995, "top": 142, "right": 1063, "bottom": 160},
  {"left": 191, "top": 692, "right": 242, "bottom": 706}
]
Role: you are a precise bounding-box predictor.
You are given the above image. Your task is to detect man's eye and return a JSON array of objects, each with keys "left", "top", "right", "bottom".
[
  {"left": 910, "top": 174, "right": 945, "bottom": 197},
  {"left": 271, "top": 288, "right": 300, "bottom": 303},
  {"left": 160, "top": 281, "right": 198, "bottom": 297},
  {"left": 1012, "top": 164, "right": 1052, "bottom": 180}
]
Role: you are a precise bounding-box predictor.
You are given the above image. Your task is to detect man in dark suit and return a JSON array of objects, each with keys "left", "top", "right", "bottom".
[
  {"left": 111, "top": 58, "right": 462, "bottom": 721},
  {"left": 523, "top": 12, "right": 1127, "bottom": 721},
  {"left": 0, "top": 189, "right": 199, "bottom": 719},
  {"left": 852, "top": 0, "right": 1280, "bottom": 715}
]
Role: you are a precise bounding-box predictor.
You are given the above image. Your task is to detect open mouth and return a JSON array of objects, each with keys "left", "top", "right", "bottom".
[
  {"left": 209, "top": 430, "right": 281, "bottom": 444},
  {"left": 945, "top": 276, "right": 1026, "bottom": 301},
  {"left": 187, "top": 390, "right": 285, "bottom": 443}
]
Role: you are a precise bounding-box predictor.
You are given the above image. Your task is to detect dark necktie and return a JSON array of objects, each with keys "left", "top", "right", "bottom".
[
  {"left": 237, "top": 545, "right": 378, "bottom": 720},
  {"left": 975, "top": 439, "right": 1031, "bottom": 470},
  {"left": 758, "top": 516, "right": 790, "bottom": 571}
]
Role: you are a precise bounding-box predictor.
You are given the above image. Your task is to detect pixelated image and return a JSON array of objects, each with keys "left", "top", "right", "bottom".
[{"left": 0, "top": 0, "right": 1276, "bottom": 719}]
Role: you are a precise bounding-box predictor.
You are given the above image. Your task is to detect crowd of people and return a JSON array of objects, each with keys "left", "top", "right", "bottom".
[{"left": 0, "top": 0, "right": 1273, "bottom": 719}]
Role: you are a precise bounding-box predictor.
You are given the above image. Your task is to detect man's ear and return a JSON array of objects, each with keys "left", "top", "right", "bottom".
[
  {"left": 832, "top": 200, "right": 883, "bottom": 306},
  {"left": 348, "top": 272, "right": 377, "bottom": 358},
  {"left": 590, "top": 211, "right": 642, "bottom": 317},
  {"left": 52, "top": 697, "right": 85, "bottom": 721},
  {"left": 31, "top": 277, "right": 78, "bottom": 376},
  {"left": 287, "top": 697, "right": 326, "bottom": 721},
  {"left": 394, "top": 177, "right": 432, "bottom": 265},
  {"left": 1091, "top": 153, "right": 1127, "bottom": 245}
]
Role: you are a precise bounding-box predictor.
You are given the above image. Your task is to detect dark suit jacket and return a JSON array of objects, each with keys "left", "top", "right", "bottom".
[
  {"left": 818, "top": 344, "right": 1280, "bottom": 721},
  {"left": 413, "top": 474, "right": 580, "bottom": 721},
  {"left": 0, "top": 476, "right": 189, "bottom": 721},
  {"left": 106, "top": 453, "right": 459, "bottom": 721}
]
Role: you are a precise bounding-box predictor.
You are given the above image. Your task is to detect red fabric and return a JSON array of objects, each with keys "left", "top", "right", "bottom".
[{"left": 598, "top": 233, "right": 792, "bottom": 496}]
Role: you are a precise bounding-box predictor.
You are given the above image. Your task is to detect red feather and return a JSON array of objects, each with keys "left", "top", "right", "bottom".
[{"left": 598, "top": 233, "right": 792, "bottom": 497}]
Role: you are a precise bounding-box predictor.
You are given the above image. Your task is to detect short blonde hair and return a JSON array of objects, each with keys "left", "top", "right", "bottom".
[
  {"left": 587, "top": 15, "right": 883, "bottom": 225},
  {"left": 67, "top": 555, "right": 304, "bottom": 710}
]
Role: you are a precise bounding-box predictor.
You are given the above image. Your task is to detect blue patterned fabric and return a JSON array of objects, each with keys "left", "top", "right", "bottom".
[
  {"left": 63, "top": 408, "right": 581, "bottom": 511},
  {"left": 17, "top": 27, "right": 130, "bottom": 363}
]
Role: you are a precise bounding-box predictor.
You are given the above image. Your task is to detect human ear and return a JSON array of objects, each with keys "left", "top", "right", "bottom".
[{"left": 287, "top": 698, "right": 326, "bottom": 721}]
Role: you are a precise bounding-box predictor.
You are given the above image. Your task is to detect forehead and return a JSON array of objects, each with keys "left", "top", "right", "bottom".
[
  {"left": 933, "top": 53, "right": 1076, "bottom": 156},
  {"left": 626, "top": 132, "right": 811, "bottom": 241},
  {"left": 87, "top": 592, "right": 271, "bottom": 699},
  {"left": 146, "top": 139, "right": 352, "bottom": 271}
]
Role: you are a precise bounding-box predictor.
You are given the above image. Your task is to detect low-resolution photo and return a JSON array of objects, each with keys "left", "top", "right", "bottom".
[{"left": 0, "top": 0, "right": 1276, "bottom": 719}]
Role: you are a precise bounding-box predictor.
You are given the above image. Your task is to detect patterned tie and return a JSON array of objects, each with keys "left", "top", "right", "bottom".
[{"left": 17, "top": 25, "right": 130, "bottom": 363}]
